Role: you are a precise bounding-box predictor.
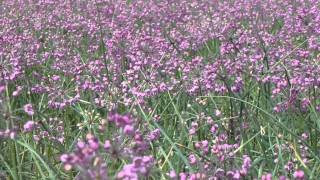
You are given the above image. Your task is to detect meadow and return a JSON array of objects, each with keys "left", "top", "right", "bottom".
[{"left": 0, "top": 0, "right": 320, "bottom": 179}]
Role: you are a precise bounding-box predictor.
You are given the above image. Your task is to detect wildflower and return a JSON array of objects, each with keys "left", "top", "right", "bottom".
[
  {"left": 23, "top": 121, "right": 36, "bottom": 132},
  {"left": 279, "top": 176, "right": 287, "bottom": 180},
  {"left": 210, "top": 124, "right": 218, "bottom": 134},
  {"left": 293, "top": 170, "right": 304, "bottom": 180},
  {"left": 261, "top": 173, "right": 272, "bottom": 180},
  {"left": 189, "top": 154, "right": 197, "bottom": 165},
  {"left": 52, "top": 75, "right": 60, "bottom": 81},
  {"left": 24, "top": 104, "right": 34, "bottom": 116},
  {"left": 179, "top": 173, "right": 188, "bottom": 180},
  {"left": 104, "top": 140, "right": 111, "bottom": 151},
  {"left": 123, "top": 125, "right": 135, "bottom": 136},
  {"left": 12, "top": 86, "right": 22, "bottom": 96},
  {"left": 147, "top": 129, "right": 161, "bottom": 141},
  {"left": 215, "top": 109, "right": 222, "bottom": 117},
  {"left": 168, "top": 170, "right": 177, "bottom": 179}
]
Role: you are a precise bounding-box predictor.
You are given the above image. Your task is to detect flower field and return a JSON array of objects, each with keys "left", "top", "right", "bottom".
[{"left": 0, "top": 0, "right": 320, "bottom": 179}]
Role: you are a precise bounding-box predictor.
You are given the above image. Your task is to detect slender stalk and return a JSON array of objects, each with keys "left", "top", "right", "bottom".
[{"left": 6, "top": 84, "right": 21, "bottom": 180}]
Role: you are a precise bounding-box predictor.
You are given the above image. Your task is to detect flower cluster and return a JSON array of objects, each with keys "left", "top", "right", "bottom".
[
  {"left": 19, "top": 117, "right": 64, "bottom": 143},
  {"left": 60, "top": 134, "right": 108, "bottom": 179},
  {"left": 0, "top": 0, "right": 319, "bottom": 179},
  {"left": 0, "top": 0, "right": 319, "bottom": 111},
  {"left": 60, "top": 113, "right": 157, "bottom": 179}
]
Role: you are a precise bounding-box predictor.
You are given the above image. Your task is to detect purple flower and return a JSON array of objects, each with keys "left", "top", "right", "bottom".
[
  {"left": 279, "top": 176, "right": 287, "bottom": 180},
  {"left": 189, "top": 154, "right": 197, "bottom": 165},
  {"left": 147, "top": 129, "right": 161, "bottom": 141},
  {"left": 12, "top": 86, "right": 22, "bottom": 96},
  {"left": 104, "top": 140, "right": 111, "bottom": 151},
  {"left": 215, "top": 109, "right": 222, "bottom": 117},
  {"left": 261, "top": 173, "right": 272, "bottom": 180},
  {"left": 60, "top": 154, "right": 69, "bottom": 163},
  {"left": 23, "top": 121, "right": 36, "bottom": 132},
  {"left": 51, "top": 75, "right": 60, "bottom": 81},
  {"left": 179, "top": 173, "right": 188, "bottom": 180},
  {"left": 24, "top": 104, "right": 34, "bottom": 116},
  {"left": 168, "top": 170, "right": 177, "bottom": 179},
  {"left": 210, "top": 124, "right": 218, "bottom": 134},
  {"left": 293, "top": 170, "right": 305, "bottom": 180},
  {"left": 124, "top": 125, "right": 134, "bottom": 136},
  {"left": 117, "top": 156, "right": 154, "bottom": 179},
  {"left": 86, "top": 134, "right": 99, "bottom": 150}
]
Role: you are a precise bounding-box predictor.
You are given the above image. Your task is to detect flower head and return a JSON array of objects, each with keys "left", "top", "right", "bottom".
[{"left": 24, "top": 104, "right": 34, "bottom": 116}]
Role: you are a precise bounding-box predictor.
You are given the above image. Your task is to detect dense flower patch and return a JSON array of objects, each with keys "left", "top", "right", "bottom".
[{"left": 0, "top": 0, "right": 319, "bottom": 179}]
